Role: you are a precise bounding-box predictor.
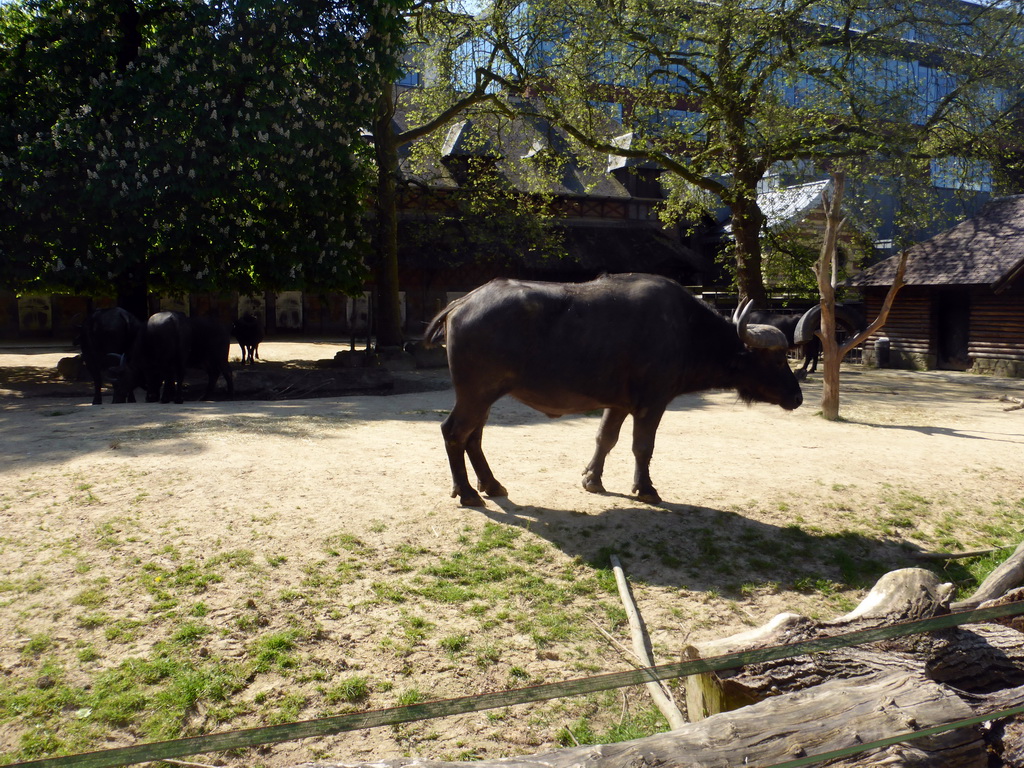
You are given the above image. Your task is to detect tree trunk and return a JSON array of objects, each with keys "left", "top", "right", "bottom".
[
  {"left": 372, "top": 87, "right": 404, "bottom": 349},
  {"left": 815, "top": 172, "right": 907, "bottom": 421},
  {"left": 816, "top": 173, "right": 845, "bottom": 421},
  {"left": 115, "top": 263, "right": 149, "bottom": 322},
  {"left": 729, "top": 197, "right": 769, "bottom": 306}
]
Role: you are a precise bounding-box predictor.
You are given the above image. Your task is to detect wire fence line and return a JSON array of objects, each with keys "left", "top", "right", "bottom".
[{"left": 11, "top": 600, "right": 1024, "bottom": 768}]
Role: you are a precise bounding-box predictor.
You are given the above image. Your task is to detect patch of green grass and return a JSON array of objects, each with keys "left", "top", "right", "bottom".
[
  {"left": 401, "top": 614, "right": 433, "bottom": 644},
  {"left": 77, "top": 646, "right": 101, "bottom": 663},
  {"left": 323, "top": 533, "right": 373, "bottom": 558},
  {"left": 22, "top": 634, "right": 53, "bottom": 657},
  {"left": 207, "top": 549, "right": 255, "bottom": 570},
  {"left": 76, "top": 612, "right": 110, "bottom": 630},
  {"left": 509, "top": 666, "right": 530, "bottom": 682},
  {"left": 439, "top": 634, "right": 469, "bottom": 655},
  {"left": 324, "top": 675, "right": 371, "bottom": 704},
  {"left": 104, "top": 618, "right": 146, "bottom": 644},
  {"left": 793, "top": 576, "right": 843, "bottom": 597},
  {"left": 0, "top": 574, "right": 47, "bottom": 595},
  {"left": 72, "top": 584, "right": 108, "bottom": 609},
  {"left": 170, "top": 621, "right": 210, "bottom": 646},
  {"left": 250, "top": 630, "right": 301, "bottom": 673},
  {"left": 557, "top": 704, "right": 669, "bottom": 746},
  {"left": 397, "top": 688, "right": 424, "bottom": 706},
  {"left": 371, "top": 581, "right": 407, "bottom": 603},
  {"left": 474, "top": 522, "right": 521, "bottom": 552},
  {"left": 475, "top": 645, "right": 501, "bottom": 667}
]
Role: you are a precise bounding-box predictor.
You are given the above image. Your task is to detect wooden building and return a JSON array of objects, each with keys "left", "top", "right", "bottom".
[{"left": 851, "top": 195, "right": 1024, "bottom": 377}]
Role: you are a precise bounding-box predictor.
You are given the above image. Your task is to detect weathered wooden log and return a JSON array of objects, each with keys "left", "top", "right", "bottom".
[
  {"left": 687, "top": 571, "right": 1024, "bottom": 706},
  {"left": 953, "top": 541, "right": 1024, "bottom": 611},
  {"left": 303, "top": 567, "right": 1024, "bottom": 768},
  {"left": 608, "top": 555, "right": 686, "bottom": 729},
  {"left": 305, "top": 675, "right": 1020, "bottom": 768}
]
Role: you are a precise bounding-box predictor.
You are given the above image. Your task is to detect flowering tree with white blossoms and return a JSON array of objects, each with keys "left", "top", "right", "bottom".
[{"left": 0, "top": 0, "right": 407, "bottom": 316}]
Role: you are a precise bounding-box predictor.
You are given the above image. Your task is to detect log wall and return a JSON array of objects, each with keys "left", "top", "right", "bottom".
[
  {"left": 862, "top": 282, "right": 1024, "bottom": 377},
  {"left": 862, "top": 287, "right": 935, "bottom": 370}
]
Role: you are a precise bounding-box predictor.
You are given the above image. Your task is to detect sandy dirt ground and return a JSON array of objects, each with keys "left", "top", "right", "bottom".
[{"left": 1, "top": 341, "right": 1023, "bottom": 766}]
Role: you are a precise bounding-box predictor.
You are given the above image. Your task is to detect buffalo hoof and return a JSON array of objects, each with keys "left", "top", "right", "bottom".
[
  {"left": 452, "top": 486, "right": 486, "bottom": 507},
  {"left": 634, "top": 488, "right": 661, "bottom": 505},
  {"left": 479, "top": 480, "right": 508, "bottom": 497},
  {"left": 582, "top": 476, "right": 606, "bottom": 493}
]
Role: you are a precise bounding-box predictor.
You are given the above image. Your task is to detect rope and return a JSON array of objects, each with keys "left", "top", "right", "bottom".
[{"left": 10, "top": 600, "right": 1024, "bottom": 768}]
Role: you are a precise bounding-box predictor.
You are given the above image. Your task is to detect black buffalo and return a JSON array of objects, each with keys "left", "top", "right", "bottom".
[
  {"left": 424, "top": 273, "right": 803, "bottom": 506},
  {"left": 749, "top": 305, "right": 865, "bottom": 379},
  {"left": 114, "top": 312, "right": 233, "bottom": 403},
  {"left": 115, "top": 311, "right": 191, "bottom": 404},
  {"left": 77, "top": 307, "right": 143, "bottom": 404},
  {"left": 190, "top": 316, "right": 235, "bottom": 400},
  {"left": 231, "top": 313, "right": 264, "bottom": 365}
]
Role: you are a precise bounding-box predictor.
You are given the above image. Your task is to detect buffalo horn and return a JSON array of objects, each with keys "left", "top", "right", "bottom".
[
  {"left": 794, "top": 305, "right": 822, "bottom": 344},
  {"left": 733, "top": 299, "right": 789, "bottom": 350}
]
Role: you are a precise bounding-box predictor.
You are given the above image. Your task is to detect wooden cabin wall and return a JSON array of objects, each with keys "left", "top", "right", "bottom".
[
  {"left": 862, "top": 287, "right": 935, "bottom": 370},
  {"left": 862, "top": 284, "right": 1024, "bottom": 377},
  {"left": 968, "top": 282, "right": 1024, "bottom": 377}
]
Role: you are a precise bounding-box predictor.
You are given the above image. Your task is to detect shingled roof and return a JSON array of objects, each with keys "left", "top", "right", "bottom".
[{"left": 852, "top": 195, "right": 1024, "bottom": 292}]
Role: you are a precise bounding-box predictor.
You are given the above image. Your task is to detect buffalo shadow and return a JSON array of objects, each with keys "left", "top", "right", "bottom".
[{"left": 482, "top": 496, "right": 930, "bottom": 598}]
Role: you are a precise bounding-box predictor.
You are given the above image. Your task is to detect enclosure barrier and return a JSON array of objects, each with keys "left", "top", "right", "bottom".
[{"left": 11, "top": 600, "right": 1024, "bottom": 768}]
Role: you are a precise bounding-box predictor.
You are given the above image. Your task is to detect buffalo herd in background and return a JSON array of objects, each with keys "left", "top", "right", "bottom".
[
  {"left": 77, "top": 307, "right": 263, "bottom": 405},
  {"left": 75, "top": 278, "right": 862, "bottom": 408}
]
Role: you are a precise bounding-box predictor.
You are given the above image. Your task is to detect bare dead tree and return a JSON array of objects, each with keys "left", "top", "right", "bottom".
[{"left": 814, "top": 171, "right": 909, "bottom": 421}]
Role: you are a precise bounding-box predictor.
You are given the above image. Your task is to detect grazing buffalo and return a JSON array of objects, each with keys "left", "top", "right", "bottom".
[
  {"left": 115, "top": 312, "right": 234, "bottom": 403},
  {"left": 189, "top": 316, "right": 234, "bottom": 399},
  {"left": 231, "top": 313, "right": 264, "bottom": 365},
  {"left": 115, "top": 311, "right": 192, "bottom": 404},
  {"left": 424, "top": 273, "right": 803, "bottom": 506},
  {"left": 77, "top": 307, "right": 143, "bottom": 404}
]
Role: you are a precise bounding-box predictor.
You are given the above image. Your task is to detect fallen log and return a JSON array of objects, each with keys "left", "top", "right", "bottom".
[
  {"left": 304, "top": 561, "right": 1024, "bottom": 768},
  {"left": 953, "top": 540, "right": 1024, "bottom": 611},
  {"left": 307, "top": 674, "right": 993, "bottom": 768}
]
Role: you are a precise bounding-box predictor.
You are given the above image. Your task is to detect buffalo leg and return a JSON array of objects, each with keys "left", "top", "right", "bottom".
[
  {"left": 630, "top": 408, "right": 665, "bottom": 504},
  {"left": 582, "top": 407, "right": 628, "bottom": 493},
  {"left": 201, "top": 367, "right": 218, "bottom": 400},
  {"left": 466, "top": 421, "right": 507, "bottom": 498},
  {"left": 173, "top": 359, "right": 186, "bottom": 403},
  {"left": 223, "top": 365, "right": 234, "bottom": 398},
  {"left": 441, "top": 402, "right": 492, "bottom": 507}
]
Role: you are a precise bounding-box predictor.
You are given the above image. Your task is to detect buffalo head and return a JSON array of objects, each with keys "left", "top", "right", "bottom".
[{"left": 731, "top": 300, "right": 803, "bottom": 411}]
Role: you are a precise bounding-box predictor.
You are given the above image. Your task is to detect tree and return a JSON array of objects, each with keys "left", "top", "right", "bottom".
[
  {"left": 810, "top": 171, "right": 908, "bottom": 421},
  {"left": 0, "top": 0, "right": 405, "bottom": 317},
  {"left": 470, "top": 0, "right": 1024, "bottom": 304},
  {"left": 368, "top": 1, "right": 549, "bottom": 348}
]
